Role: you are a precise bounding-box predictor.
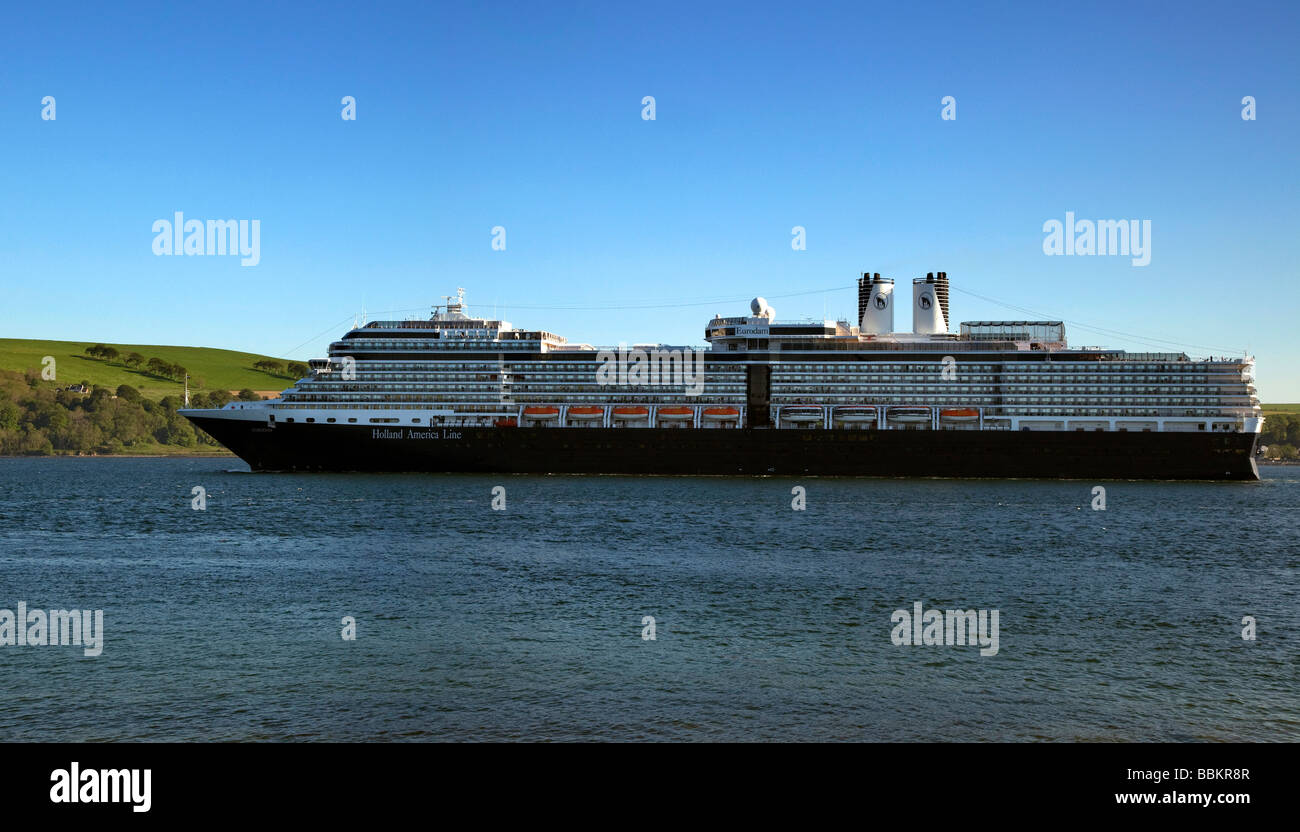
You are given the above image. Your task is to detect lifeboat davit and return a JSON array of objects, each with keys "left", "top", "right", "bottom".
[
  {"left": 522, "top": 406, "right": 559, "bottom": 421},
  {"left": 612, "top": 406, "right": 649, "bottom": 421},
  {"left": 702, "top": 406, "right": 740, "bottom": 421},
  {"left": 656, "top": 406, "right": 695, "bottom": 421},
  {"left": 939, "top": 408, "right": 979, "bottom": 423},
  {"left": 887, "top": 406, "right": 931, "bottom": 423},
  {"left": 781, "top": 405, "right": 823, "bottom": 423},
  {"left": 834, "top": 405, "right": 877, "bottom": 423},
  {"left": 566, "top": 406, "right": 604, "bottom": 421}
]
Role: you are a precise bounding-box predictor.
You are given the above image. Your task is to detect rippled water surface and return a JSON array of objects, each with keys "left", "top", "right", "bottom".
[{"left": 0, "top": 457, "right": 1296, "bottom": 741}]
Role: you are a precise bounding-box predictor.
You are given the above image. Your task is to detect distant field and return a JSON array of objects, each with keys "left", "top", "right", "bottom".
[
  {"left": 0, "top": 338, "right": 296, "bottom": 399},
  {"left": 1263, "top": 404, "right": 1300, "bottom": 415}
]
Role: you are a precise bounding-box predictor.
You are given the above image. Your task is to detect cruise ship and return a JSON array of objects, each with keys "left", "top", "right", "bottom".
[{"left": 180, "top": 273, "right": 1263, "bottom": 479}]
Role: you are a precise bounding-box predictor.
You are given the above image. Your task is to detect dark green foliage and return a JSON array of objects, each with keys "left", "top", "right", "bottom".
[
  {"left": 84, "top": 344, "right": 121, "bottom": 362},
  {"left": 1261, "top": 413, "right": 1299, "bottom": 459},
  {"left": 0, "top": 368, "right": 222, "bottom": 455},
  {"left": 205, "top": 389, "right": 234, "bottom": 408}
]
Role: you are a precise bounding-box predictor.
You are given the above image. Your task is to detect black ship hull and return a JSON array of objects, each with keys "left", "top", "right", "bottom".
[{"left": 185, "top": 416, "right": 1261, "bottom": 480}]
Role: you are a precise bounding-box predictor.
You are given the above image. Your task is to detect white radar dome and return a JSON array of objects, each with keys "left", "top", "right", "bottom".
[{"left": 750, "top": 297, "right": 775, "bottom": 319}]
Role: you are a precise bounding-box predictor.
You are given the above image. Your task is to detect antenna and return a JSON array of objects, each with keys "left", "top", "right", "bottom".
[{"left": 442, "top": 288, "right": 468, "bottom": 316}]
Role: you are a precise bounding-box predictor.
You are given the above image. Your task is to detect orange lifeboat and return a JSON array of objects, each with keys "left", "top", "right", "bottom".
[
  {"left": 656, "top": 406, "right": 695, "bottom": 421},
  {"left": 612, "top": 406, "right": 650, "bottom": 421},
  {"left": 567, "top": 406, "right": 604, "bottom": 421},
  {"left": 702, "top": 406, "right": 740, "bottom": 421},
  {"left": 940, "top": 408, "right": 979, "bottom": 423},
  {"left": 522, "top": 406, "right": 559, "bottom": 421}
]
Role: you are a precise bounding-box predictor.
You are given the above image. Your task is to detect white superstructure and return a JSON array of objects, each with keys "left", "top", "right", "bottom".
[{"left": 182, "top": 272, "right": 1263, "bottom": 438}]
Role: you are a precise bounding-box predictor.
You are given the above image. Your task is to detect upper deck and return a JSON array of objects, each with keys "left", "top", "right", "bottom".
[{"left": 271, "top": 279, "right": 1259, "bottom": 435}]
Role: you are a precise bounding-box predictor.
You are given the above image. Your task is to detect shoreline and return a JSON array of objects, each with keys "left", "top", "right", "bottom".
[
  {"left": 0, "top": 451, "right": 235, "bottom": 459},
  {"left": 3, "top": 453, "right": 1297, "bottom": 467}
]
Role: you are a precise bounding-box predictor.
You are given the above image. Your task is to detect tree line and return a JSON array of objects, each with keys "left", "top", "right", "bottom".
[
  {"left": 253, "top": 359, "right": 311, "bottom": 378},
  {"left": 84, "top": 344, "right": 193, "bottom": 383},
  {"left": 1260, "top": 412, "right": 1300, "bottom": 459},
  {"left": 0, "top": 366, "right": 280, "bottom": 455},
  {"left": 85, "top": 345, "right": 309, "bottom": 384}
]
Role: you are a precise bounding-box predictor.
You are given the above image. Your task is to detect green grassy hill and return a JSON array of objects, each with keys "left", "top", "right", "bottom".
[
  {"left": 0, "top": 338, "right": 297, "bottom": 399},
  {"left": 1263, "top": 404, "right": 1300, "bottom": 415}
]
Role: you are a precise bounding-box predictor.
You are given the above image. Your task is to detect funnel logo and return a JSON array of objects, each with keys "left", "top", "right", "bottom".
[
  {"left": 918, "top": 294, "right": 932, "bottom": 310},
  {"left": 874, "top": 295, "right": 887, "bottom": 309}
]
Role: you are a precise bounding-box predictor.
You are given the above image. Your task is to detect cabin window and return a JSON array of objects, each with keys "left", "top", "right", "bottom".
[
  {"left": 306, "top": 418, "right": 315, "bottom": 423},
  {"left": 285, "top": 418, "right": 295, "bottom": 423}
]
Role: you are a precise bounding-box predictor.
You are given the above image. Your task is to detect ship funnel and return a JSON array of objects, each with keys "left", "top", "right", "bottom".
[
  {"left": 912, "top": 272, "right": 950, "bottom": 334},
  {"left": 859, "top": 273, "right": 894, "bottom": 334},
  {"left": 856, "top": 273, "right": 870, "bottom": 328}
]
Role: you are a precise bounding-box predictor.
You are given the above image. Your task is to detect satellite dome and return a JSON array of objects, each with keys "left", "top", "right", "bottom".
[{"left": 750, "top": 297, "right": 774, "bottom": 319}]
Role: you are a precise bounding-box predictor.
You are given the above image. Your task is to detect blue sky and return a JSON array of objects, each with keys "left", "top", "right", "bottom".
[{"left": 2, "top": 1, "right": 1297, "bottom": 398}]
